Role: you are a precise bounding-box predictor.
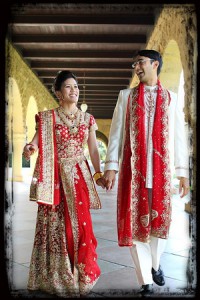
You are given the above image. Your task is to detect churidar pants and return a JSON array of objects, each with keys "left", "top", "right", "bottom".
[{"left": 129, "top": 189, "right": 167, "bottom": 286}]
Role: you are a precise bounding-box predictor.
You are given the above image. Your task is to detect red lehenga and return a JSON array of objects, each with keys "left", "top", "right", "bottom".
[{"left": 27, "top": 108, "right": 101, "bottom": 297}]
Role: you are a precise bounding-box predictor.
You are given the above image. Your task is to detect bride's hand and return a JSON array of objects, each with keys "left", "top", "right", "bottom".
[
  {"left": 96, "top": 177, "right": 106, "bottom": 189},
  {"left": 22, "top": 143, "right": 38, "bottom": 161}
]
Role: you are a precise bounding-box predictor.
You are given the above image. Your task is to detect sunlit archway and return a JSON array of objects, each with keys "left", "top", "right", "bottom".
[
  {"left": 7, "top": 77, "right": 24, "bottom": 182},
  {"left": 25, "top": 96, "right": 39, "bottom": 176}
]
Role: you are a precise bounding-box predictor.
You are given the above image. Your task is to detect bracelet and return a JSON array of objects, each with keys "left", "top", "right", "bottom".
[{"left": 93, "top": 172, "right": 104, "bottom": 183}]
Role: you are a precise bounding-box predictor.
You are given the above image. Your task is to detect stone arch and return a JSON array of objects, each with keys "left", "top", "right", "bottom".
[
  {"left": 26, "top": 96, "right": 38, "bottom": 143},
  {"left": 6, "top": 41, "right": 59, "bottom": 183},
  {"left": 130, "top": 6, "right": 197, "bottom": 126},
  {"left": 96, "top": 130, "right": 108, "bottom": 165},
  {"left": 96, "top": 130, "right": 108, "bottom": 147},
  {"left": 7, "top": 77, "right": 24, "bottom": 182},
  {"left": 147, "top": 6, "right": 197, "bottom": 126},
  {"left": 160, "top": 39, "right": 183, "bottom": 93},
  {"left": 147, "top": 7, "right": 197, "bottom": 202},
  {"left": 161, "top": 40, "right": 189, "bottom": 178},
  {"left": 25, "top": 96, "right": 39, "bottom": 176}
]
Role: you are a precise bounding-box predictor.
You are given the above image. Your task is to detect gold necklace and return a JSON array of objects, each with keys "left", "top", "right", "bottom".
[
  {"left": 60, "top": 106, "right": 78, "bottom": 120},
  {"left": 57, "top": 107, "right": 81, "bottom": 135}
]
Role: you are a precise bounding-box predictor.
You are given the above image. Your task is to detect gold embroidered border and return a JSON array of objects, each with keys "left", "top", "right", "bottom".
[
  {"left": 129, "top": 86, "right": 172, "bottom": 242},
  {"left": 37, "top": 110, "right": 55, "bottom": 205},
  {"left": 79, "top": 161, "right": 101, "bottom": 209},
  {"left": 157, "top": 87, "right": 172, "bottom": 238},
  {"left": 129, "top": 87, "right": 141, "bottom": 239}
]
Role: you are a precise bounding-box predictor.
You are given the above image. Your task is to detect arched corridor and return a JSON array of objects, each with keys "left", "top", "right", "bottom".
[{"left": 5, "top": 3, "right": 197, "bottom": 298}]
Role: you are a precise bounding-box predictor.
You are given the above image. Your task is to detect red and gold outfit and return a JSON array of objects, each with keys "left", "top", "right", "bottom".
[
  {"left": 105, "top": 81, "right": 188, "bottom": 245},
  {"left": 104, "top": 79, "right": 189, "bottom": 286},
  {"left": 117, "top": 82, "right": 171, "bottom": 245},
  {"left": 28, "top": 108, "right": 101, "bottom": 297}
]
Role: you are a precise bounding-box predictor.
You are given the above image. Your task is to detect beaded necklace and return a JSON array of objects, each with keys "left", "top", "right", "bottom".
[{"left": 56, "top": 106, "right": 81, "bottom": 135}]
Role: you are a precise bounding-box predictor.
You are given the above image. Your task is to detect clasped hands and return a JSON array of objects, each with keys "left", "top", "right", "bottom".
[
  {"left": 95, "top": 170, "right": 116, "bottom": 191},
  {"left": 97, "top": 172, "right": 190, "bottom": 198}
]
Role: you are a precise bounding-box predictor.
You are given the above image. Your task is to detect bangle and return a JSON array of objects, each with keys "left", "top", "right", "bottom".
[{"left": 93, "top": 172, "right": 103, "bottom": 183}]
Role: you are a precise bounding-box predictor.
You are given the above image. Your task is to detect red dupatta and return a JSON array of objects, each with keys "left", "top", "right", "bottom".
[
  {"left": 36, "top": 109, "right": 60, "bottom": 206},
  {"left": 117, "top": 81, "right": 171, "bottom": 245}
]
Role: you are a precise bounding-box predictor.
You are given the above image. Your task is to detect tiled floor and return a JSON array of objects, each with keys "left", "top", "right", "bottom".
[{"left": 5, "top": 170, "right": 196, "bottom": 298}]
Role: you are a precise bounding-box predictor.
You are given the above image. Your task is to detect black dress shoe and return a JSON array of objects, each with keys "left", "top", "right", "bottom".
[
  {"left": 138, "top": 284, "right": 153, "bottom": 296},
  {"left": 152, "top": 265, "right": 165, "bottom": 286}
]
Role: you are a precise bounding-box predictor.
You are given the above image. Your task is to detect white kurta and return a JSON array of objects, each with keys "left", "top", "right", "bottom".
[
  {"left": 144, "top": 85, "right": 157, "bottom": 188},
  {"left": 104, "top": 87, "right": 189, "bottom": 181}
]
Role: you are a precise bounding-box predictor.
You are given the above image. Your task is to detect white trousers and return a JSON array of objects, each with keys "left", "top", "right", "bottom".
[
  {"left": 129, "top": 236, "right": 167, "bottom": 285},
  {"left": 129, "top": 189, "right": 167, "bottom": 286}
]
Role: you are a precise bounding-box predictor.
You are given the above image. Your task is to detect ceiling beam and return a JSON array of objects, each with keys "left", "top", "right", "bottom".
[
  {"left": 22, "top": 49, "right": 137, "bottom": 59},
  {"left": 31, "top": 61, "right": 132, "bottom": 69},
  {"left": 10, "top": 14, "right": 155, "bottom": 25},
  {"left": 12, "top": 34, "right": 146, "bottom": 44},
  {"left": 38, "top": 70, "right": 133, "bottom": 78}
]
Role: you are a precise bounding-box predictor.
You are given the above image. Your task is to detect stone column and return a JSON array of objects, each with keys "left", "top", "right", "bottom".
[
  {"left": 12, "top": 132, "right": 25, "bottom": 182},
  {"left": 185, "top": 125, "right": 193, "bottom": 214}
]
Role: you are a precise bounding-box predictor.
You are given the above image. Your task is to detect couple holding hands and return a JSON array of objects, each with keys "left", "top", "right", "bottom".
[{"left": 23, "top": 50, "right": 189, "bottom": 297}]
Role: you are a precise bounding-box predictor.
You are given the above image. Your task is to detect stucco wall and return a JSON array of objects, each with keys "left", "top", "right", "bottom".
[{"left": 6, "top": 40, "right": 58, "bottom": 130}]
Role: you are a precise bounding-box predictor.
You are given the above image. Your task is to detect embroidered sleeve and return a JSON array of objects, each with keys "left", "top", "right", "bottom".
[{"left": 89, "top": 114, "right": 98, "bottom": 132}]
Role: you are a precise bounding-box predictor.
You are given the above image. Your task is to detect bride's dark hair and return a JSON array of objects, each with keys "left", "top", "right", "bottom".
[{"left": 52, "top": 70, "right": 78, "bottom": 93}]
